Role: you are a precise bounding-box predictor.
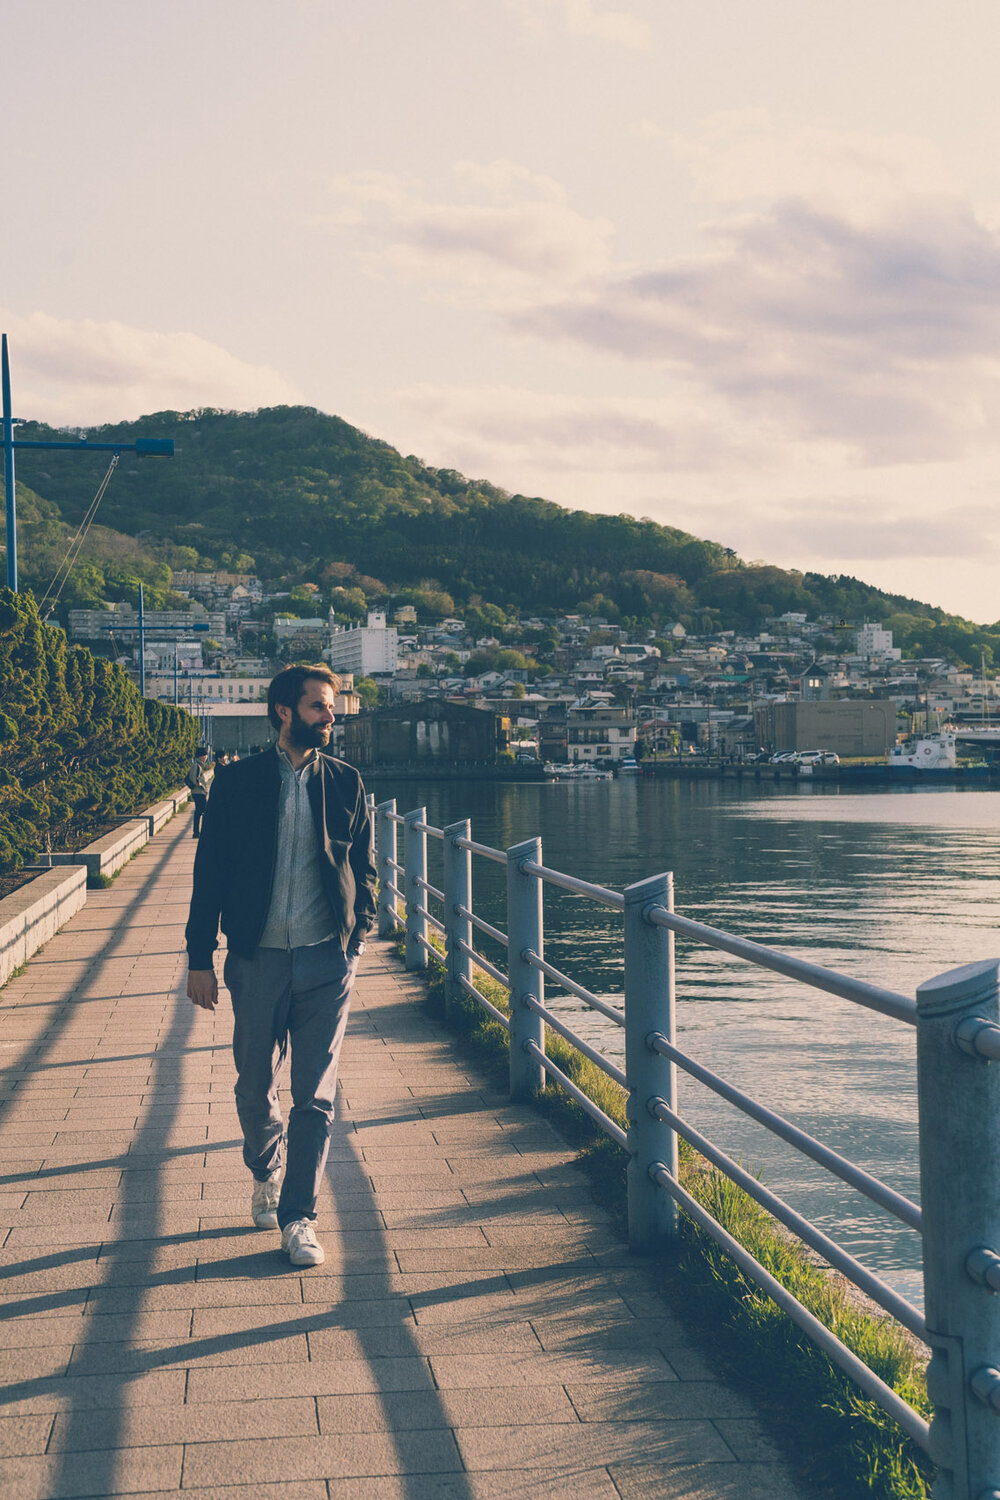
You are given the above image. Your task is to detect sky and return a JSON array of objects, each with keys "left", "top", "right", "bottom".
[{"left": 3, "top": 0, "right": 1000, "bottom": 622}]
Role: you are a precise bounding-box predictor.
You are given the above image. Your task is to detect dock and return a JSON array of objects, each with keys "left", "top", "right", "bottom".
[{"left": 0, "top": 811, "right": 808, "bottom": 1498}]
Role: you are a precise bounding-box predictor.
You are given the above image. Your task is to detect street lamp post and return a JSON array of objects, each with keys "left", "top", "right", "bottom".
[{"left": 2, "top": 334, "right": 173, "bottom": 592}]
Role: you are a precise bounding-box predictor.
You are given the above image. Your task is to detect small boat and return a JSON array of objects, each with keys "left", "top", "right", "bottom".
[
  {"left": 887, "top": 731, "right": 957, "bottom": 771},
  {"left": 617, "top": 757, "right": 640, "bottom": 775},
  {"left": 543, "top": 762, "right": 613, "bottom": 781}
]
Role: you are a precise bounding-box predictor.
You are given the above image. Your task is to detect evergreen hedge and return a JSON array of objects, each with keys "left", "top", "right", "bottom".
[{"left": 0, "top": 587, "right": 198, "bottom": 873}]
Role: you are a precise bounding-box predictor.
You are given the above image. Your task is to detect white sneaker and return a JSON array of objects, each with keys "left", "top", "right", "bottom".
[
  {"left": 250, "top": 1168, "right": 282, "bottom": 1229},
  {"left": 281, "top": 1218, "right": 325, "bottom": 1267}
]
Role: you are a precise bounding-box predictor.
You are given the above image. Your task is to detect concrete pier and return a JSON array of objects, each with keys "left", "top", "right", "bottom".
[{"left": 0, "top": 811, "right": 808, "bottom": 1498}]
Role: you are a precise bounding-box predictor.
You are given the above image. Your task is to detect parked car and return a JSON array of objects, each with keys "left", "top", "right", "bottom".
[{"left": 819, "top": 750, "right": 840, "bottom": 765}]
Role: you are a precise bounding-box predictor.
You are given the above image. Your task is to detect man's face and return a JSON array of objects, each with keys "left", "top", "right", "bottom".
[{"left": 282, "top": 678, "right": 336, "bottom": 750}]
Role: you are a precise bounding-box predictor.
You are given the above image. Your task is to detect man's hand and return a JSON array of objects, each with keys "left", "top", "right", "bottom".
[{"left": 187, "top": 969, "right": 219, "bottom": 1010}]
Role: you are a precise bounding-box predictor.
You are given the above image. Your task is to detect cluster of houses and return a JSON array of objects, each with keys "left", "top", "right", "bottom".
[{"left": 67, "top": 579, "right": 996, "bottom": 765}]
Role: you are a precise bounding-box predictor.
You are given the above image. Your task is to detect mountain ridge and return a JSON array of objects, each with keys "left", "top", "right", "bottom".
[{"left": 6, "top": 404, "right": 998, "bottom": 664}]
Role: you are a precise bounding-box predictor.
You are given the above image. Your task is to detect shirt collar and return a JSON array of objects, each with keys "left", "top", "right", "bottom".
[{"left": 276, "top": 746, "right": 319, "bottom": 776}]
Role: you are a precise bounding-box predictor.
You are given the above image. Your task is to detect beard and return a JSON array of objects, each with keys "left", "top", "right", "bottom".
[{"left": 287, "top": 706, "right": 332, "bottom": 750}]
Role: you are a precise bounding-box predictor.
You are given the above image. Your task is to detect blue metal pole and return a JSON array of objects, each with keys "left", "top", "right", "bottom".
[
  {"left": 138, "top": 583, "right": 145, "bottom": 697},
  {"left": 2, "top": 334, "right": 16, "bottom": 592}
]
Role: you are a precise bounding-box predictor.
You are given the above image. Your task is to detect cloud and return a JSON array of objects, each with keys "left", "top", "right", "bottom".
[
  {"left": 514, "top": 196, "right": 1000, "bottom": 463},
  {"left": 0, "top": 311, "right": 302, "bottom": 425},
  {"left": 327, "top": 162, "right": 614, "bottom": 294},
  {"left": 719, "top": 499, "right": 999, "bottom": 564},
  {"left": 507, "top": 0, "right": 650, "bottom": 49},
  {"left": 392, "top": 382, "right": 768, "bottom": 478},
  {"left": 672, "top": 110, "right": 962, "bottom": 216}
]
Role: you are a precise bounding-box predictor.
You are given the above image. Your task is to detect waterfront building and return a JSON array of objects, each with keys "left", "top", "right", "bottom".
[
  {"left": 326, "top": 611, "right": 398, "bottom": 676},
  {"left": 754, "top": 699, "right": 899, "bottom": 756},
  {"left": 565, "top": 699, "right": 637, "bottom": 764},
  {"left": 343, "top": 700, "right": 509, "bottom": 766}
]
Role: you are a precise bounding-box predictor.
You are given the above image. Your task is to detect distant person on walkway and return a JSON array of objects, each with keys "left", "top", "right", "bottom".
[
  {"left": 184, "top": 664, "right": 377, "bottom": 1267},
  {"left": 186, "top": 747, "right": 214, "bottom": 839}
]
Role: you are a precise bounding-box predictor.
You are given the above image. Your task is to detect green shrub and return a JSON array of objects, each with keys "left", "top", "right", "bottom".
[{"left": 0, "top": 587, "right": 198, "bottom": 871}]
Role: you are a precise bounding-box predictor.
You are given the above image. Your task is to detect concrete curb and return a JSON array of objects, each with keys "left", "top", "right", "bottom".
[
  {"left": 0, "top": 864, "right": 87, "bottom": 987},
  {"left": 1, "top": 786, "right": 190, "bottom": 985}
]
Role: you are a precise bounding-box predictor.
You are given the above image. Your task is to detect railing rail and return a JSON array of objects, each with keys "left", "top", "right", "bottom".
[{"left": 373, "top": 796, "right": 1000, "bottom": 1496}]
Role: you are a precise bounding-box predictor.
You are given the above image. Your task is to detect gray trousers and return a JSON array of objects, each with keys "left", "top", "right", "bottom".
[{"left": 223, "top": 940, "right": 357, "bottom": 1229}]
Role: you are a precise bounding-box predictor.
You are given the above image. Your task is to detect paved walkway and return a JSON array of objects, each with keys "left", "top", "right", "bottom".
[{"left": 0, "top": 809, "right": 809, "bottom": 1500}]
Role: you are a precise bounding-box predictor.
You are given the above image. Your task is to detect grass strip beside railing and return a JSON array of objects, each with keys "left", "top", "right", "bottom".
[{"left": 396, "top": 931, "right": 932, "bottom": 1500}]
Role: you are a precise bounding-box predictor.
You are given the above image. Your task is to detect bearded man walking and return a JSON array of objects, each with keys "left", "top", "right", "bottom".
[{"left": 185, "top": 664, "right": 377, "bottom": 1266}]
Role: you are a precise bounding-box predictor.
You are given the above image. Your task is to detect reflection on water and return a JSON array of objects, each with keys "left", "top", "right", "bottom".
[{"left": 368, "top": 776, "right": 1000, "bottom": 1304}]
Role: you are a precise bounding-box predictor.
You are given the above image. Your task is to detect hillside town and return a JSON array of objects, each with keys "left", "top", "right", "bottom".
[{"left": 66, "top": 571, "right": 997, "bottom": 768}]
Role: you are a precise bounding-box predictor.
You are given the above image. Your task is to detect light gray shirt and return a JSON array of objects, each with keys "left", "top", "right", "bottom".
[{"left": 258, "top": 749, "right": 336, "bottom": 950}]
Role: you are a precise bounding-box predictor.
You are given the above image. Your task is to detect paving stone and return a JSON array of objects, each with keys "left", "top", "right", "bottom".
[
  {"left": 429, "top": 1349, "right": 679, "bottom": 1388},
  {"left": 180, "top": 1429, "right": 463, "bottom": 1486},
  {"left": 0, "top": 1444, "right": 183, "bottom": 1499},
  {"left": 455, "top": 1417, "right": 734, "bottom": 1471},
  {"left": 325, "top": 1469, "right": 620, "bottom": 1499},
  {"left": 608, "top": 1460, "right": 806, "bottom": 1499},
  {"left": 0, "top": 1414, "right": 53, "bottom": 1457},
  {"left": 315, "top": 1385, "right": 578, "bottom": 1432},
  {"left": 128, "top": 1487, "right": 327, "bottom": 1500},
  {"left": 0, "top": 1370, "right": 187, "bottom": 1415},
  {"left": 49, "top": 1396, "right": 319, "bottom": 1450}
]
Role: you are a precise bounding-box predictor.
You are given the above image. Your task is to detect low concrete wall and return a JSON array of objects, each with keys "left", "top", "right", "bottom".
[
  {"left": 47, "top": 819, "right": 150, "bottom": 883},
  {"left": 33, "top": 787, "right": 190, "bottom": 882},
  {"left": 142, "top": 797, "right": 180, "bottom": 835},
  {"left": 0, "top": 866, "right": 88, "bottom": 987}
]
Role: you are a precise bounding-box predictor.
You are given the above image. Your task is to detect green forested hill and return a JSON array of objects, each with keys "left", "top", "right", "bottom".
[{"left": 7, "top": 404, "right": 999, "bottom": 662}]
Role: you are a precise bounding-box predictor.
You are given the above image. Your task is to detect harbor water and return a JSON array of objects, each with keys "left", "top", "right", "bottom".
[{"left": 368, "top": 774, "right": 1000, "bottom": 1306}]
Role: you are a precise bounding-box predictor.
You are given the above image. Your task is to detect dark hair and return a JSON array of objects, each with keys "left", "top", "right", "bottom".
[{"left": 267, "top": 663, "right": 342, "bottom": 730}]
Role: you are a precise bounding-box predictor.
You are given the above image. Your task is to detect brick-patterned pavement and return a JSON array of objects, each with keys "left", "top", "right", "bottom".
[{"left": 0, "top": 807, "right": 808, "bottom": 1499}]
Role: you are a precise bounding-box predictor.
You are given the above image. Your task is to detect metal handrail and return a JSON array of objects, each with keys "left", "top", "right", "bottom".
[
  {"left": 383, "top": 879, "right": 403, "bottom": 901},
  {"left": 524, "top": 1039, "right": 628, "bottom": 1149},
  {"left": 380, "top": 800, "right": 984, "bottom": 1480},
  {"left": 523, "top": 948, "right": 625, "bottom": 1028},
  {"left": 385, "top": 858, "right": 404, "bottom": 875},
  {"left": 455, "top": 835, "right": 507, "bottom": 865},
  {"left": 650, "top": 1099, "right": 926, "bottom": 1338},
  {"left": 523, "top": 994, "right": 627, "bottom": 1089},
  {"left": 457, "top": 973, "right": 510, "bottom": 1030},
  {"left": 648, "top": 1031, "right": 922, "bottom": 1232},
  {"left": 520, "top": 859, "right": 625, "bottom": 911},
  {"left": 456, "top": 938, "right": 509, "bottom": 991},
  {"left": 647, "top": 905, "right": 917, "bottom": 1026},
  {"left": 414, "top": 905, "right": 446, "bottom": 938},
  {"left": 456, "top": 904, "right": 509, "bottom": 949},
  {"left": 651, "top": 1165, "right": 931, "bottom": 1452}
]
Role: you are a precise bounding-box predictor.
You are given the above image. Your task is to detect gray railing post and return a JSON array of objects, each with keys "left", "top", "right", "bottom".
[
  {"left": 442, "top": 819, "right": 472, "bottom": 1022},
  {"left": 507, "top": 836, "right": 545, "bottom": 1100},
  {"left": 375, "top": 798, "right": 398, "bottom": 938},
  {"left": 624, "top": 871, "right": 678, "bottom": 1252},
  {"left": 403, "top": 806, "right": 428, "bottom": 971},
  {"left": 917, "top": 957, "right": 1000, "bottom": 1500}
]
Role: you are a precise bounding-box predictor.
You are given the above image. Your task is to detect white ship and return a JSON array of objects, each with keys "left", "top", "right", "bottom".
[{"left": 887, "top": 731, "right": 957, "bottom": 770}]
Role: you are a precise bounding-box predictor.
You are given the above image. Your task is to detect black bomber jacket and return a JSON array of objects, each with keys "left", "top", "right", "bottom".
[{"left": 184, "top": 747, "right": 377, "bottom": 970}]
